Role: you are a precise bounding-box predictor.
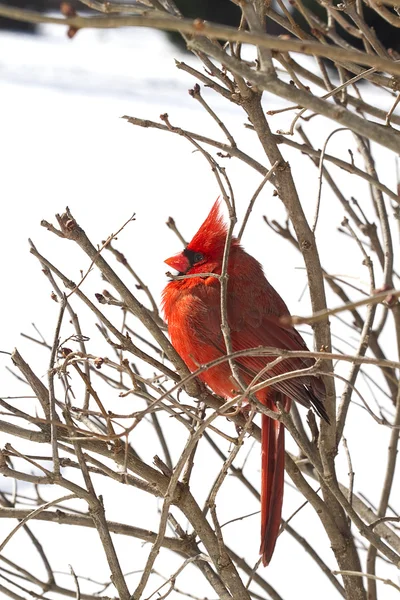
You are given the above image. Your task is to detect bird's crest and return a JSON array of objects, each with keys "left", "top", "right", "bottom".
[{"left": 188, "top": 199, "right": 229, "bottom": 255}]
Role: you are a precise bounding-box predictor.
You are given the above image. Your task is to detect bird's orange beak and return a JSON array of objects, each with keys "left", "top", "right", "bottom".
[{"left": 164, "top": 252, "right": 190, "bottom": 273}]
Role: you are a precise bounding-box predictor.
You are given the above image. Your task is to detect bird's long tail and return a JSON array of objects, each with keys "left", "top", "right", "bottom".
[{"left": 259, "top": 400, "right": 286, "bottom": 566}]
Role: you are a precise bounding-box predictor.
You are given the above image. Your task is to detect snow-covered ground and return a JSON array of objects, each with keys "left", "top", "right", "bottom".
[{"left": 0, "top": 21, "right": 399, "bottom": 600}]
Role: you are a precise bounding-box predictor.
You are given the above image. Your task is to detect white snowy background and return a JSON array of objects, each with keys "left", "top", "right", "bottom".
[{"left": 0, "top": 19, "right": 398, "bottom": 600}]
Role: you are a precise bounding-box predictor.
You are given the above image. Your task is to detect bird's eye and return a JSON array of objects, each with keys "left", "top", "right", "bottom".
[{"left": 193, "top": 252, "right": 204, "bottom": 263}]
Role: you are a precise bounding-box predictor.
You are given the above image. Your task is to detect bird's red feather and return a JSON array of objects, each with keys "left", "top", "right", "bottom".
[{"left": 162, "top": 200, "right": 327, "bottom": 565}]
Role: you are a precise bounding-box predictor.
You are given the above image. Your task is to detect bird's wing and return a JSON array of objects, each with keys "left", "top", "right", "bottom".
[{"left": 169, "top": 278, "right": 326, "bottom": 417}]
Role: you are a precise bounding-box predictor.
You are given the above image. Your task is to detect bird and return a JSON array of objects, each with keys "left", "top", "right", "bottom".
[{"left": 162, "top": 200, "right": 328, "bottom": 566}]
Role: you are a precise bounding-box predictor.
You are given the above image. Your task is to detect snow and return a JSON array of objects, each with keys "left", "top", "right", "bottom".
[{"left": 0, "top": 21, "right": 399, "bottom": 600}]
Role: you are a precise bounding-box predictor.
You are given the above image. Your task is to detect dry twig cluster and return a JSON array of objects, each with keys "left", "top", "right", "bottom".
[{"left": 0, "top": 1, "right": 400, "bottom": 599}]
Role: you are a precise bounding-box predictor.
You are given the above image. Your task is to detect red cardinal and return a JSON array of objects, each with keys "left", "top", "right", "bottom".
[{"left": 162, "top": 201, "right": 328, "bottom": 566}]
